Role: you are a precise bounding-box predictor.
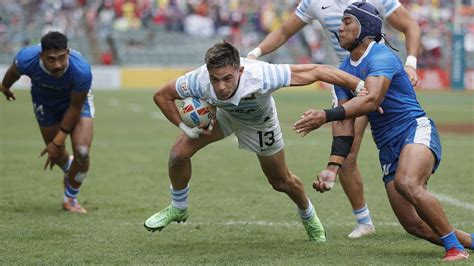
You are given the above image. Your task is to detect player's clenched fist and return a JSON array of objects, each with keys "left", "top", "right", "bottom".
[{"left": 313, "top": 169, "right": 336, "bottom": 193}]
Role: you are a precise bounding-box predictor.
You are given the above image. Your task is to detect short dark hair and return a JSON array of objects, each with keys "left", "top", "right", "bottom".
[
  {"left": 41, "top": 31, "right": 68, "bottom": 51},
  {"left": 204, "top": 41, "right": 240, "bottom": 70}
]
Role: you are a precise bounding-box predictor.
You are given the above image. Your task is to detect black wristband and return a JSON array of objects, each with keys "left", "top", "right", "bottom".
[
  {"left": 59, "top": 126, "right": 71, "bottom": 134},
  {"left": 324, "top": 106, "right": 346, "bottom": 122},
  {"left": 330, "top": 136, "right": 354, "bottom": 158},
  {"left": 327, "top": 162, "right": 342, "bottom": 168}
]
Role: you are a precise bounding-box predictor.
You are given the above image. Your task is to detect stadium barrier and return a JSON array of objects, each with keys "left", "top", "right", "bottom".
[{"left": 1, "top": 65, "right": 472, "bottom": 90}]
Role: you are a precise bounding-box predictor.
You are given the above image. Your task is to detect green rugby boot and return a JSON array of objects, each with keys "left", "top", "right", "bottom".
[
  {"left": 144, "top": 205, "right": 189, "bottom": 232},
  {"left": 302, "top": 213, "right": 326, "bottom": 242}
]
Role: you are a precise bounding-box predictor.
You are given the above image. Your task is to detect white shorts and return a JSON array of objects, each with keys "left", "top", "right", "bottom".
[{"left": 216, "top": 108, "right": 284, "bottom": 156}]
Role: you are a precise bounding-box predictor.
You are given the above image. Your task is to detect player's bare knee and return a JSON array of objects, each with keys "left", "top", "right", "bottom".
[
  {"left": 394, "top": 177, "right": 418, "bottom": 201},
  {"left": 75, "top": 145, "right": 90, "bottom": 165},
  {"left": 269, "top": 174, "right": 296, "bottom": 193},
  {"left": 169, "top": 149, "right": 190, "bottom": 167}
]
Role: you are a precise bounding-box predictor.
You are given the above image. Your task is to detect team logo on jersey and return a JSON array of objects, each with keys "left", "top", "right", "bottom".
[
  {"left": 242, "top": 93, "right": 256, "bottom": 101},
  {"left": 180, "top": 80, "right": 189, "bottom": 93}
]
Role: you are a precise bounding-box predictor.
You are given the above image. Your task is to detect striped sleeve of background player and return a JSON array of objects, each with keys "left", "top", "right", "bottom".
[
  {"left": 295, "top": 0, "right": 316, "bottom": 24},
  {"left": 175, "top": 67, "right": 204, "bottom": 99},
  {"left": 372, "top": 0, "right": 401, "bottom": 18},
  {"left": 260, "top": 64, "right": 291, "bottom": 94}
]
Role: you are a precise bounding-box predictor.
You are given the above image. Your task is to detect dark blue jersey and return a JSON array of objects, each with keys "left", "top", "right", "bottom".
[
  {"left": 335, "top": 42, "right": 426, "bottom": 149},
  {"left": 14, "top": 45, "right": 92, "bottom": 106}
]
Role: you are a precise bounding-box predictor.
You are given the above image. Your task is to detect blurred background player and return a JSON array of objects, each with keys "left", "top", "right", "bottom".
[
  {"left": 0, "top": 31, "right": 94, "bottom": 213},
  {"left": 247, "top": 0, "right": 421, "bottom": 239},
  {"left": 293, "top": 2, "right": 472, "bottom": 262},
  {"left": 144, "top": 41, "right": 366, "bottom": 242}
]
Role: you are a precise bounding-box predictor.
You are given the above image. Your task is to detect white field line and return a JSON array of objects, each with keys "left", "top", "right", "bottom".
[
  {"left": 432, "top": 192, "right": 474, "bottom": 210},
  {"left": 151, "top": 111, "right": 167, "bottom": 120},
  {"left": 180, "top": 221, "right": 398, "bottom": 227},
  {"left": 127, "top": 104, "right": 143, "bottom": 112},
  {"left": 179, "top": 220, "right": 473, "bottom": 227},
  {"left": 108, "top": 98, "right": 120, "bottom": 107}
]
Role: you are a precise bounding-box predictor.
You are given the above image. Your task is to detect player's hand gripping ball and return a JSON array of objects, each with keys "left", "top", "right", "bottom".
[{"left": 179, "top": 97, "right": 216, "bottom": 128}]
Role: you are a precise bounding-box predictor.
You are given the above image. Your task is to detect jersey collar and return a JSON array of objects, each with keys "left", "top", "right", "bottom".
[{"left": 350, "top": 41, "right": 376, "bottom": 67}]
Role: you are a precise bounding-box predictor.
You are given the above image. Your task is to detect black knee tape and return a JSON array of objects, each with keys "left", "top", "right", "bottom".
[{"left": 330, "top": 136, "right": 354, "bottom": 158}]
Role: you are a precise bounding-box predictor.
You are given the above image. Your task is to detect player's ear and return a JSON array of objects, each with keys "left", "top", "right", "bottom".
[{"left": 238, "top": 66, "right": 244, "bottom": 75}]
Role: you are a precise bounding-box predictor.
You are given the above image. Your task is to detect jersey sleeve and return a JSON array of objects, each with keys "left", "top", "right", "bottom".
[
  {"left": 372, "top": 0, "right": 401, "bottom": 18},
  {"left": 367, "top": 52, "right": 399, "bottom": 80},
  {"left": 14, "top": 47, "right": 35, "bottom": 76},
  {"left": 73, "top": 65, "right": 92, "bottom": 93},
  {"left": 295, "top": 0, "right": 317, "bottom": 24},
  {"left": 260, "top": 64, "right": 291, "bottom": 94},
  {"left": 175, "top": 65, "right": 206, "bottom": 99}
]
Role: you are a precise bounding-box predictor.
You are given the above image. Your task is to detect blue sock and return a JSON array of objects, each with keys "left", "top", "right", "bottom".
[
  {"left": 440, "top": 231, "right": 464, "bottom": 251},
  {"left": 64, "top": 179, "right": 79, "bottom": 199},
  {"left": 471, "top": 233, "right": 474, "bottom": 250}
]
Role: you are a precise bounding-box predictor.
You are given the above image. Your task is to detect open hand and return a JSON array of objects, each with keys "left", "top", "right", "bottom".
[
  {"left": 293, "top": 109, "right": 326, "bottom": 137},
  {"left": 0, "top": 85, "right": 16, "bottom": 101},
  {"left": 40, "top": 142, "right": 63, "bottom": 170},
  {"left": 313, "top": 169, "right": 337, "bottom": 193}
]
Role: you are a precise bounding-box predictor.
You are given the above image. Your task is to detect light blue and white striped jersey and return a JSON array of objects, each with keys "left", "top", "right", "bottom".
[
  {"left": 175, "top": 58, "right": 291, "bottom": 124},
  {"left": 296, "top": 0, "right": 400, "bottom": 62}
]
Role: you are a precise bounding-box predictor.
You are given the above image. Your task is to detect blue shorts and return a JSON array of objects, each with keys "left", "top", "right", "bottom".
[
  {"left": 31, "top": 91, "right": 95, "bottom": 127},
  {"left": 379, "top": 117, "right": 442, "bottom": 186}
]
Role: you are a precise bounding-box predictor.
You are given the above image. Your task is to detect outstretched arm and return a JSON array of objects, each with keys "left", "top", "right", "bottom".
[
  {"left": 0, "top": 63, "right": 21, "bottom": 101},
  {"left": 289, "top": 64, "right": 364, "bottom": 93},
  {"left": 293, "top": 75, "right": 390, "bottom": 136},
  {"left": 247, "top": 13, "right": 306, "bottom": 59},
  {"left": 386, "top": 5, "right": 421, "bottom": 86}
]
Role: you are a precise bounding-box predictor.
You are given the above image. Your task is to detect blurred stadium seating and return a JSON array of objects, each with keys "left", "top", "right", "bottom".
[{"left": 0, "top": 0, "right": 473, "bottom": 89}]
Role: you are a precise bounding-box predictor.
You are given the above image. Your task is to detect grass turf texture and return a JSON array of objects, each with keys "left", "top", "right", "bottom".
[{"left": 0, "top": 89, "right": 472, "bottom": 264}]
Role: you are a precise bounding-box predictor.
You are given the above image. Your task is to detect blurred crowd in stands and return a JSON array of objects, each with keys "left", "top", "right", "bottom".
[{"left": 0, "top": 0, "right": 473, "bottom": 68}]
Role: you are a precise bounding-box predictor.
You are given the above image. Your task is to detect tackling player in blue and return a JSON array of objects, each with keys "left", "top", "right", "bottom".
[
  {"left": 293, "top": 2, "right": 472, "bottom": 262},
  {"left": 0, "top": 31, "right": 94, "bottom": 213},
  {"left": 248, "top": 0, "right": 421, "bottom": 239}
]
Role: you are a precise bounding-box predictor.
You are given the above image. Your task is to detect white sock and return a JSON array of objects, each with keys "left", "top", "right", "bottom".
[
  {"left": 352, "top": 204, "right": 373, "bottom": 225},
  {"left": 297, "top": 198, "right": 315, "bottom": 221},
  {"left": 170, "top": 185, "right": 189, "bottom": 210}
]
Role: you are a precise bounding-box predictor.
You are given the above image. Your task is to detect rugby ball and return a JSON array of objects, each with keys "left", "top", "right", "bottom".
[{"left": 179, "top": 97, "right": 216, "bottom": 128}]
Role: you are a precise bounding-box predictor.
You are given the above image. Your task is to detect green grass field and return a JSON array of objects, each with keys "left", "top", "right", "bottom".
[{"left": 0, "top": 89, "right": 472, "bottom": 265}]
